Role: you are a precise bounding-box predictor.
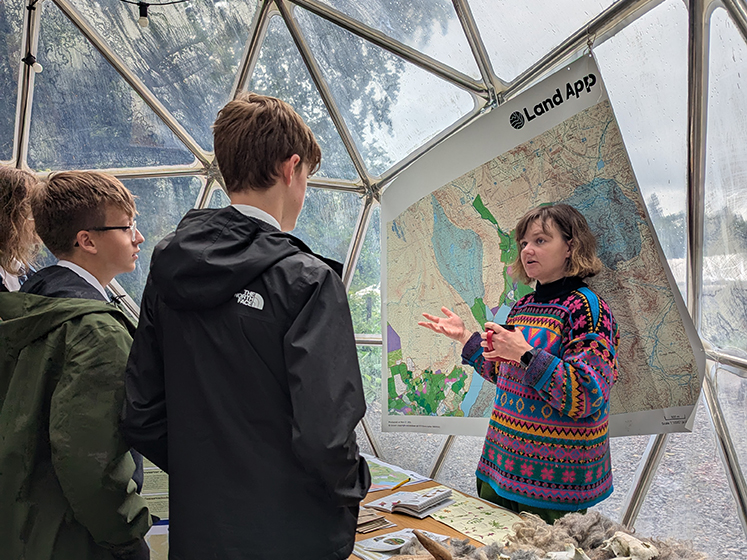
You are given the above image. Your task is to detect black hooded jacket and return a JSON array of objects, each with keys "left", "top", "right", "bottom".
[{"left": 121, "top": 207, "right": 371, "bottom": 560}]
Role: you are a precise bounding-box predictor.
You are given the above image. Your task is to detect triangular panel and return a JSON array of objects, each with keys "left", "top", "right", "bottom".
[
  {"left": 348, "top": 204, "right": 381, "bottom": 334},
  {"left": 295, "top": 6, "right": 476, "bottom": 177},
  {"left": 314, "top": 0, "right": 480, "bottom": 79},
  {"left": 470, "top": 0, "right": 614, "bottom": 83},
  {"left": 28, "top": 2, "right": 195, "bottom": 170},
  {"left": 712, "top": 364, "right": 747, "bottom": 479},
  {"left": 117, "top": 176, "right": 203, "bottom": 305},
  {"left": 701, "top": 7, "right": 747, "bottom": 352},
  {"left": 74, "top": 0, "right": 258, "bottom": 151},
  {"left": 291, "top": 186, "right": 361, "bottom": 264},
  {"left": 595, "top": 0, "right": 688, "bottom": 296},
  {"left": 249, "top": 16, "right": 359, "bottom": 182},
  {"left": 0, "top": 1, "right": 23, "bottom": 161},
  {"left": 631, "top": 399, "right": 747, "bottom": 557}
]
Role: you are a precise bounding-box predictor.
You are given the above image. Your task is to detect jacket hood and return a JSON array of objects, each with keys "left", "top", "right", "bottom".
[
  {"left": 0, "top": 293, "right": 131, "bottom": 351},
  {"left": 150, "top": 207, "right": 340, "bottom": 311}
]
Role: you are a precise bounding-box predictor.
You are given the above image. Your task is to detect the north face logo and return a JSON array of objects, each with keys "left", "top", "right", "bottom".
[{"left": 234, "top": 290, "right": 264, "bottom": 310}]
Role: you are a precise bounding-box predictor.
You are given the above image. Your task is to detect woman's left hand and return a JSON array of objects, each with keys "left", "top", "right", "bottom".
[{"left": 482, "top": 322, "right": 534, "bottom": 363}]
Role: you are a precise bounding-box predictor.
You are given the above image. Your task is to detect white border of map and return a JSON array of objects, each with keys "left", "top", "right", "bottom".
[{"left": 381, "top": 55, "right": 704, "bottom": 438}]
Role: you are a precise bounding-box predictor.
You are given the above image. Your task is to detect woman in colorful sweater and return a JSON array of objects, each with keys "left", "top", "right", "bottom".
[{"left": 420, "top": 203, "right": 619, "bottom": 523}]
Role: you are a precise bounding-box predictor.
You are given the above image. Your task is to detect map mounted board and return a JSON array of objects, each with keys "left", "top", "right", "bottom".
[{"left": 381, "top": 55, "right": 704, "bottom": 438}]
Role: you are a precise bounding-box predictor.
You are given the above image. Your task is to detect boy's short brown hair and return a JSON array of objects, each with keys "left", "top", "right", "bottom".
[
  {"left": 511, "top": 203, "right": 603, "bottom": 285},
  {"left": 213, "top": 92, "right": 321, "bottom": 194},
  {"left": 31, "top": 171, "right": 136, "bottom": 257}
]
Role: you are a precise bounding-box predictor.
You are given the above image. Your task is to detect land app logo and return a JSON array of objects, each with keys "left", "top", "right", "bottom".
[{"left": 509, "top": 73, "right": 597, "bottom": 130}]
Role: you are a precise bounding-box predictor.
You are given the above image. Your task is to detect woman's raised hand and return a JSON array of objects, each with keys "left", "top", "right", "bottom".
[{"left": 418, "top": 307, "right": 472, "bottom": 346}]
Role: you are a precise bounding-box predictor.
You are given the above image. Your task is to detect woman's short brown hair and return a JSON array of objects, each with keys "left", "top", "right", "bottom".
[
  {"left": 31, "top": 171, "right": 136, "bottom": 257},
  {"left": 213, "top": 92, "right": 322, "bottom": 194},
  {"left": 0, "top": 166, "right": 41, "bottom": 274},
  {"left": 510, "top": 203, "right": 603, "bottom": 285}
]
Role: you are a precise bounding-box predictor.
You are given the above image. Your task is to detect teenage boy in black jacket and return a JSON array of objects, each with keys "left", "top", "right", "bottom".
[{"left": 121, "top": 93, "right": 371, "bottom": 560}]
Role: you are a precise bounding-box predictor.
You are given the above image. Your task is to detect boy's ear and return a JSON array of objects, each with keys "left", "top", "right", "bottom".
[
  {"left": 280, "top": 154, "right": 302, "bottom": 186},
  {"left": 74, "top": 230, "right": 98, "bottom": 255}
]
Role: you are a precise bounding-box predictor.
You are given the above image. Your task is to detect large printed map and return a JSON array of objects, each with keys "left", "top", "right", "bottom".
[{"left": 385, "top": 89, "right": 702, "bottom": 435}]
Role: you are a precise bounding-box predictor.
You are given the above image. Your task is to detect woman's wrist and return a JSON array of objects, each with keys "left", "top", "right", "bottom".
[{"left": 459, "top": 331, "right": 473, "bottom": 346}]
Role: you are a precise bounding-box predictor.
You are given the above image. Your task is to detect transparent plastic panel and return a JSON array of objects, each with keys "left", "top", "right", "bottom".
[
  {"left": 469, "top": 0, "right": 613, "bottom": 83},
  {"left": 314, "top": 0, "right": 480, "bottom": 79},
  {"left": 348, "top": 204, "right": 380, "bottom": 334},
  {"left": 355, "top": 341, "right": 447, "bottom": 478},
  {"left": 206, "top": 185, "right": 230, "bottom": 209},
  {"left": 291, "top": 186, "right": 361, "bottom": 264},
  {"left": 28, "top": 2, "right": 194, "bottom": 171},
  {"left": 711, "top": 363, "right": 747, "bottom": 476},
  {"left": 116, "top": 176, "right": 202, "bottom": 304},
  {"left": 702, "top": 8, "right": 747, "bottom": 352},
  {"left": 632, "top": 399, "right": 747, "bottom": 558},
  {"left": 358, "top": 344, "right": 382, "bottom": 406},
  {"left": 32, "top": 246, "right": 59, "bottom": 272},
  {"left": 295, "top": 7, "right": 477, "bottom": 177},
  {"left": 74, "top": 0, "right": 257, "bottom": 151},
  {"left": 591, "top": 434, "right": 650, "bottom": 520},
  {"left": 0, "top": 0, "right": 22, "bottom": 161},
  {"left": 432, "top": 435, "right": 484, "bottom": 497},
  {"left": 595, "top": 0, "right": 688, "bottom": 297},
  {"left": 249, "top": 16, "right": 359, "bottom": 181}
]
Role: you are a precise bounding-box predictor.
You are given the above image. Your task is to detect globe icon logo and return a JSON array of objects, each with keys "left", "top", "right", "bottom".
[{"left": 509, "top": 111, "right": 525, "bottom": 129}]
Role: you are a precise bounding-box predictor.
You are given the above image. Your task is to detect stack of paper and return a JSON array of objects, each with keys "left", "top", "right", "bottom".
[{"left": 357, "top": 508, "right": 396, "bottom": 534}]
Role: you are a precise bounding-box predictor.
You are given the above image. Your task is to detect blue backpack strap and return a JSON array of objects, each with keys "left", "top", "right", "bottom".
[{"left": 578, "top": 286, "right": 600, "bottom": 330}]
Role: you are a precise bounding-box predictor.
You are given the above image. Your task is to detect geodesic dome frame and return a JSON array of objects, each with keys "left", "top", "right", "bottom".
[{"left": 3, "top": 0, "right": 747, "bottom": 551}]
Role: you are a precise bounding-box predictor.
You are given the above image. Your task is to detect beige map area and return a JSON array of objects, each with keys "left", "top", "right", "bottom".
[{"left": 387, "top": 100, "right": 700, "bottom": 420}]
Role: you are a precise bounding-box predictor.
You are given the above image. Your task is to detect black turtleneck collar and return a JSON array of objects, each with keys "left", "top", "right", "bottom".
[{"left": 533, "top": 276, "right": 587, "bottom": 303}]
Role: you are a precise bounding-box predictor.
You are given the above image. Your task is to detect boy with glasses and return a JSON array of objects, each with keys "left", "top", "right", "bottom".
[{"left": 0, "top": 171, "right": 152, "bottom": 560}]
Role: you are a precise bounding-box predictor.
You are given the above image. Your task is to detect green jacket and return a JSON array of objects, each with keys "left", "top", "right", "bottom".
[{"left": 0, "top": 293, "right": 151, "bottom": 560}]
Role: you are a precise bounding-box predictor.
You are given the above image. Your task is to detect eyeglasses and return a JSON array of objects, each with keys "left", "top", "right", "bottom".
[{"left": 88, "top": 220, "right": 138, "bottom": 242}]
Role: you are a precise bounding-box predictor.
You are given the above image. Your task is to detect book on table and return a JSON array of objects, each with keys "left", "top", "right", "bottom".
[{"left": 363, "top": 487, "right": 454, "bottom": 519}]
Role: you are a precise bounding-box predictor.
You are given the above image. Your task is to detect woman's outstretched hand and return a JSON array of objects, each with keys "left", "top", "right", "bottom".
[{"left": 418, "top": 307, "right": 472, "bottom": 346}]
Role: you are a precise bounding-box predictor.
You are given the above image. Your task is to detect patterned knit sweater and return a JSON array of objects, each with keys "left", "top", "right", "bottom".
[{"left": 462, "top": 276, "right": 619, "bottom": 511}]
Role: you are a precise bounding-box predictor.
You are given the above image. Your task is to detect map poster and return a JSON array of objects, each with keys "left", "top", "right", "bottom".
[{"left": 381, "top": 55, "right": 704, "bottom": 437}]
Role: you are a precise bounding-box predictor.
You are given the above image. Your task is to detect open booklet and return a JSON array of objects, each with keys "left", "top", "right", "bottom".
[
  {"left": 362, "top": 453, "right": 430, "bottom": 491},
  {"left": 363, "top": 486, "right": 454, "bottom": 519}
]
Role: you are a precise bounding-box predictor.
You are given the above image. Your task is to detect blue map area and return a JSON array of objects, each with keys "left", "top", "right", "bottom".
[
  {"left": 461, "top": 375, "right": 486, "bottom": 415},
  {"left": 563, "top": 177, "right": 643, "bottom": 270},
  {"left": 431, "top": 195, "right": 485, "bottom": 309}
]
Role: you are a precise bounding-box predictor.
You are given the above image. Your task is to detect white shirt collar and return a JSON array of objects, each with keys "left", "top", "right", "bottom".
[
  {"left": 56, "top": 260, "right": 110, "bottom": 302},
  {"left": 0, "top": 267, "right": 22, "bottom": 291},
  {"left": 231, "top": 204, "right": 281, "bottom": 231}
]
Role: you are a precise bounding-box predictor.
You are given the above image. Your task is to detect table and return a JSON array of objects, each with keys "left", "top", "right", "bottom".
[{"left": 350, "top": 481, "right": 489, "bottom": 559}]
